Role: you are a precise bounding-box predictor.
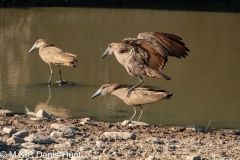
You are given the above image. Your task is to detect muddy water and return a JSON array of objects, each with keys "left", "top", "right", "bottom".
[{"left": 0, "top": 7, "right": 240, "bottom": 129}]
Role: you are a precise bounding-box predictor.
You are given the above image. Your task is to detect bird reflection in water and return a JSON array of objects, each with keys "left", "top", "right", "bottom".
[{"left": 34, "top": 85, "right": 70, "bottom": 118}]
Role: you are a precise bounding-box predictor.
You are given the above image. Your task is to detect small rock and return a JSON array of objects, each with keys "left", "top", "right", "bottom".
[
  {"left": 54, "top": 142, "right": 71, "bottom": 149},
  {"left": 186, "top": 126, "right": 205, "bottom": 132},
  {"left": 0, "top": 109, "right": 14, "bottom": 116},
  {"left": 0, "top": 121, "right": 8, "bottom": 126},
  {"left": 50, "top": 131, "right": 64, "bottom": 138},
  {"left": 13, "top": 130, "right": 29, "bottom": 138},
  {"left": 186, "top": 155, "right": 201, "bottom": 160},
  {"left": 50, "top": 123, "right": 76, "bottom": 138},
  {"left": 51, "top": 123, "right": 68, "bottom": 130},
  {"left": 21, "top": 142, "right": 43, "bottom": 150},
  {"left": 56, "top": 118, "right": 62, "bottom": 121},
  {"left": 79, "top": 146, "right": 91, "bottom": 152},
  {"left": 96, "top": 141, "right": 105, "bottom": 148},
  {"left": 102, "top": 132, "right": 136, "bottom": 140},
  {"left": 36, "top": 110, "right": 51, "bottom": 119},
  {"left": 146, "top": 137, "right": 164, "bottom": 144},
  {"left": 7, "top": 136, "right": 25, "bottom": 144},
  {"left": 25, "top": 134, "right": 55, "bottom": 144},
  {"left": 146, "top": 155, "right": 155, "bottom": 160},
  {"left": 30, "top": 117, "right": 49, "bottom": 121},
  {"left": 3, "top": 127, "right": 16, "bottom": 134},
  {"left": 0, "top": 140, "right": 7, "bottom": 147}
]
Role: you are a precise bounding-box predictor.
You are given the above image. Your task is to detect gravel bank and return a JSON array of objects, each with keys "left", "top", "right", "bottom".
[{"left": 0, "top": 109, "right": 239, "bottom": 160}]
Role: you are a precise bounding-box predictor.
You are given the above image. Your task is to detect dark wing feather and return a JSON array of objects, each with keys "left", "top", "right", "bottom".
[
  {"left": 138, "top": 32, "right": 189, "bottom": 58},
  {"left": 123, "top": 38, "right": 167, "bottom": 71}
]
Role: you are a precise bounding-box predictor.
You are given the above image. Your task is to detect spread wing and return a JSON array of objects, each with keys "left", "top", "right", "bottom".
[
  {"left": 137, "top": 32, "right": 189, "bottom": 58},
  {"left": 123, "top": 38, "right": 168, "bottom": 71}
]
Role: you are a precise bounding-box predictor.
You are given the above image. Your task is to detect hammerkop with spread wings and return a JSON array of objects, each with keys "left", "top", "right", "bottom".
[
  {"left": 91, "top": 83, "right": 172, "bottom": 122},
  {"left": 101, "top": 32, "right": 190, "bottom": 96},
  {"left": 29, "top": 39, "right": 77, "bottom": 84}
]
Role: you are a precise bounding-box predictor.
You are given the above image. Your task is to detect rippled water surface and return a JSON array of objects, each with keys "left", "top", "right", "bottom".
[{"left": 0, "top": 7, "right": 240, "bottom": 129}]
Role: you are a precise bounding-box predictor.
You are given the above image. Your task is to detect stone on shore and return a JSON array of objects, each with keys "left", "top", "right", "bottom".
[
  {"left": 36, "top": 109, "right": 51, "bottom": 119},
  {"left": 186, "top": 155, "right": 201, "bottom": 160},
  {"left": 102, "top": 132, "right": 136, "bottom": 140},
  {"left": 145, "top": 137, "right": 164, "bottom": 144},
  {"left": 13, "top": 130, "right": 29, "bottom": 138},
  {"left": 3, "top": 127, "right": 16, "bottom": 134},
  {"left": 0, "top": 109, "right": 14, "bottom": 116},
  {"left": 50, "top": 123, "right": 76, "bottom": 138},
  {"left": 7, "top": 136, "right": 25, "bottom": 144},
  {"left": 21, "top": 142, "right": 44, "bottom": 150},
  {"left": 121, "top": 120, "right": 149, "bottom": 126},
  {"left": 25, "top": 134, "right": 55, "bottom": 144}
]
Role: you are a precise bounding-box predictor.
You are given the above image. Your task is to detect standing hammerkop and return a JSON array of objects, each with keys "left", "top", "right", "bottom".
[
  {"left": 91, "top": 83, "right": 172, "bottom": 122},
  {"left": 101, "top": 32, "right": 190, "bottom": 96},
  {"left": 29, "top": 39, "right": 77, "bottom": 84}
]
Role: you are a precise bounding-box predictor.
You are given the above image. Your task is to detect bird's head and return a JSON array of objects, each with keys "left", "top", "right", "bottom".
[
  {"left": 28, "top": 39, "right": 49, "bottom": 53},
  {"left": 91, "top": 83, "right": 121, "bottom": 98},
  {"left": 101, "top": 43, "right": 130, "bottom": 58}
]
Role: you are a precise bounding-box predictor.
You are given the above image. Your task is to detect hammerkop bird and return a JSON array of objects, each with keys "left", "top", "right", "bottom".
[
  {"left": 101, "top": 32, "right": 190, "bottom": 96},
  {"left": 91, "top": 83, "right": 172, "bottom": 122},
  {"left": 29, "top": 39, "right": 77, "bottom": 84}
]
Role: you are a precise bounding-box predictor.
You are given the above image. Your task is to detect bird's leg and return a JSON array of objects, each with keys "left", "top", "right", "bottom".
[
  {"left": 57, "top": 65, "right": 67, "bottom": 85},
  {"left": 48, "top": 64, "right": 53, "bottom": 84},
  {"left": 127, "top": 76, "right": 144, "bottom": 97},
  {"left": 126, "top": 106, "right": 137, "bottom": 125},
  {"left": 137, "top": 105, "right": 143, "bottom": 121}
]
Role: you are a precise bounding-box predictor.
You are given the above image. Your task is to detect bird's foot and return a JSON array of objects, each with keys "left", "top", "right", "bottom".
[
  {"left": 56, "top": 80, "right": 68, "bottom": 85},
  {"left": 127, "top": 89, "right": 132, "bottom": 97}
]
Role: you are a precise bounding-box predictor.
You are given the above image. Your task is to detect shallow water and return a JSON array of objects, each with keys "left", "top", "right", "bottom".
[{"left": 0, "top": 7, "right": 240, "bottom": 129}]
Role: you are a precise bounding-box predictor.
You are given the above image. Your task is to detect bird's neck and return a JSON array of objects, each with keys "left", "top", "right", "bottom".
[{"left": 111, "top": 88, "right": 128, "bottom": 99}]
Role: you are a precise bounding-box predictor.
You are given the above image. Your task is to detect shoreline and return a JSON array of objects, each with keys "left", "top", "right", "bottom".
[{"left": 0, "top": 109, "right": 239, "bottom": 159}]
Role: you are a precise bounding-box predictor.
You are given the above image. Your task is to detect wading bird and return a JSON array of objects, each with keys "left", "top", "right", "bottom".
[
  {"left": 91, "top": 83, "right": 172, "bottom": 123},
  {"left": 101, "top": 32, "right": 189, "bottom": 97},
  {"left": 29, "top": 39, "right": 77, "bottom": 84}
]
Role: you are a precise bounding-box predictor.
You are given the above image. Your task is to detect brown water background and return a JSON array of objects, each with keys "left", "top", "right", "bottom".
[{"left": 0, "top": 7, "right": 240, "bottom": 129}]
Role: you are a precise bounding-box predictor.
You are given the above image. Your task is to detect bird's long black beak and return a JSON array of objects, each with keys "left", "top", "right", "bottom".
[
  {"left": 101, "top": 48, "right": 109, "bottom": 59},
  {"left": 29, "top": 44, "right": 36, "bottom": 53},
  {"left": 91, "top": 88, "right": 102, "bottom": 99}
]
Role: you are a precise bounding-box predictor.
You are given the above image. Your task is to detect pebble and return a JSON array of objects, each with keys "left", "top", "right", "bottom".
[
  {"left": 25, "top": 134, "right": 55, "bottom": 144},
  {"left": 0, "top": 140, "right": 7, "bottom": 146},
  {"left": 96, "top": 141, "right": 105, "bottom": 148},
  {"left": 50, "top": 124, "right": 76, "bottom": 138},
  {"left": 54, "top": 143, "right": 71, "bottom": 149},
  {"left": 0, "top": 109, "right": 14, "bottom": 116},
  {"left": 50, "top": 131, "right": 64, "bottom": 138},
  {"left": 7, "top": 136, "right": 25, "bottom": 144},
  {"left": 21, "top": 142, "right": 43, "bottom": 150},
  {"left": 13, "top": 130, "right": 29, "bottom": 138},
  {"left": 146, "top": 137, "right": 164, "bottom": 144},
  {"left": 186, "top": 155, "right": 201, "bottom": 160},
  {"left": 36, "top": 110, "right": 51, "bottom": 119},
  {"left": 102, "top": 132, "right": 136, "bottom": 140},
  {"left": 3, "top": 127, "right": 16, "bottom": 134}
]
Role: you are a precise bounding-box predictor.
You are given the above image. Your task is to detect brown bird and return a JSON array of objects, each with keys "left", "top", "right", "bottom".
[
  {"left": 91, "top": 83, "right": 172, "bottom": 122},
  {"left": 29, "top": 39, "right": 77, "bottom": 84},
  {"left": 101, "top": 32, "right": 190, "bottom": 97}
]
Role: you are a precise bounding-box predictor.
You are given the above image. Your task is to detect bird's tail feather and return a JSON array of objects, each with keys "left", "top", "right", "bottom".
[
  {"left": 166, "top": 93, "right": 173, "bottom": 99},
  {"left": 158, "top": 72, "right": 171, "bottom": 81}
]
